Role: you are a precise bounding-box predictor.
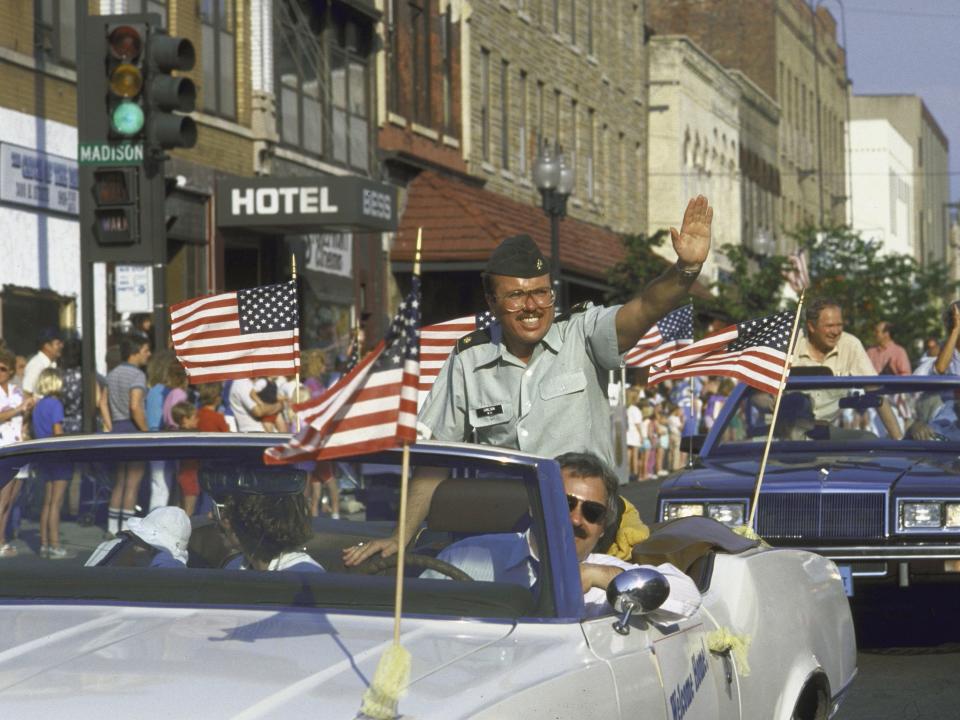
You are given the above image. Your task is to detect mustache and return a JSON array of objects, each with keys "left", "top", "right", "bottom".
[{"left": 572, "top": 525, "right": 589, "bottom": 539}]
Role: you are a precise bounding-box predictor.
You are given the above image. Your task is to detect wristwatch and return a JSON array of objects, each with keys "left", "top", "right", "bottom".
[{"left": 675, "top": 261, "right": 702, "bottom": 278}]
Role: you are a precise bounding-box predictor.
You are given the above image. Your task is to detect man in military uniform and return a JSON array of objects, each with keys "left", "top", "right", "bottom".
[{"left": 344, "top": 195, "right": 713, "bottom": 568}]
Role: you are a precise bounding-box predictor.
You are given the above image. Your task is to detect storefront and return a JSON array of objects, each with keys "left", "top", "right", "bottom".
[{"left": 215, "top": 174, "right": 397, "bottom": 363}]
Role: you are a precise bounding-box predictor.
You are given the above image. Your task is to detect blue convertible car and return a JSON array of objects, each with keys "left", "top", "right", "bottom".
[{"left": 658, "top": 375, "right": 960, "bottom": 593}]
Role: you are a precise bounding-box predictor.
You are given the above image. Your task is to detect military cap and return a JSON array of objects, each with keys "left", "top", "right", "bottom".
[{"left": 484, "top": 234, "right": 548, "bottom": 278}]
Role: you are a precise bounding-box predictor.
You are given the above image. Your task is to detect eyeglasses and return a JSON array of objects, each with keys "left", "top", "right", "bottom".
[
  {"left": 494, "top": 287, "right": 556, "bottom": 312},
  {"left": 566, "top": 494, "right": 607, "bottom": 524}
]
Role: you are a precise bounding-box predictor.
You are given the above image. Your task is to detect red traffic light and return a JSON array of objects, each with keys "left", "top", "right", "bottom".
[{"left": 108, "top": 25, "right": 142, "bottom": 61}]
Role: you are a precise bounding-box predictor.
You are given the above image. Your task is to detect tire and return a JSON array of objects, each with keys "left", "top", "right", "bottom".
[{"left": 791, "top": 679, "right": 829, "bottom": 720}]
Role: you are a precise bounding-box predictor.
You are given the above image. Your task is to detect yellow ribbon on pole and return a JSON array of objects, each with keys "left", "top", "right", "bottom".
[{"left": 359, "top": 228, "right": 422, "bottom": 720}]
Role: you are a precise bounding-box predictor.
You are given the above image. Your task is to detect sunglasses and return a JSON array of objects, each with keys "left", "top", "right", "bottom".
[{"left": 566, "top": 494, "right": 607, "bottom": 524}]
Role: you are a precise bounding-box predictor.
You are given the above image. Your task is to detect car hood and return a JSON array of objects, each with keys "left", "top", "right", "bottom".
[
  {"left": 663, "top": 451, "right": 960, "bottom": 496},
  {"left": 0, "top": 603, "right": 582, "bottom": 718}
]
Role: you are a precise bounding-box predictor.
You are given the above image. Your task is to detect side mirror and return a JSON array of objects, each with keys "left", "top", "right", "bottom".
[{"left": 606, "top": 567, "right": 670, "bottom": 635}]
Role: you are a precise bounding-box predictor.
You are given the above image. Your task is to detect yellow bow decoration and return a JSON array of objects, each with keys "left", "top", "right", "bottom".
[
  {"left": 706, "top": 627, "right": 752, "bottom": 677},
  {"left": 605, "top": 497, "right": 651, "bottom": 560}
]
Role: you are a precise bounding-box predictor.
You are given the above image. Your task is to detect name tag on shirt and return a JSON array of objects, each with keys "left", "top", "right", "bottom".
[{"left": 475, "top": 404, "right": 503, "bottom": 418}]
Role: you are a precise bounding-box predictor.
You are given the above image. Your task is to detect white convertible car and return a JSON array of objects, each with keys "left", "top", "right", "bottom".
[{"left": 0, "top": 434, "right": 855, "bottom": 719}]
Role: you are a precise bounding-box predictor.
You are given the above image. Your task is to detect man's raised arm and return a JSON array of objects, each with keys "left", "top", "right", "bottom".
[{"left": 615, "top": 195, "right": 713, "bottom": 353}]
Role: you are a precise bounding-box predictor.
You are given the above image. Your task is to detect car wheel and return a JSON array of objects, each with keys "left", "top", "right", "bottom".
[{"left": 791, "top": 678, "right": 829, "bottom": 720}]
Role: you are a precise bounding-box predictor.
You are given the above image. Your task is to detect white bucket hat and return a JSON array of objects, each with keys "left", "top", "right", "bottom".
[{"left": 126, "top": 506, "right": 192, "bottom": 565}]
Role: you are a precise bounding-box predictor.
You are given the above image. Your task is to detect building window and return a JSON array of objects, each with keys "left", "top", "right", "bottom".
[
  {"left": 553, "top": 88, "right": 561, "bottom": 144},
  {"left": 586, "top": 0, "right": 593, "bottom": 54},
  {"left": 386, "top": 0, "right": 401, "bottom": 114},
  {"left": 586, "top": 108, "right": 595, "bottom": 200},
  {"left": 440, "top": 4, "right": 455, "bottom": 133},
  {"left": 35, "top": 1, "right": 76, "bottom": 67},
  {"left": 570, "top": 99, "right": 578, "bottom": 195},
  {"left": 331, "top": 13, "right": 371, "bottom": 170},
  {"left": 200, "top": 0, "right": 237, "bottom": 119},
  {"left": 500, "top": 60, "right": 510, "bottom": 169},
  {"left": 481, "top": 48, "right": 491, "bottom": 162},
  {"left": 410, "top": 0, "right": 431, "bottom": 124},
  {"left": 276, "top": 1, "right": 373, "bottom": 171},
  {"left": 536, "top": 80, "right": 545, "bottom": 144},
  {"left": 553, "top": 0, "right": 560, "bottom": 34},
  {"left": 519, "top": 71, "right": 528, "bottom": 175},
  {"left": 569, "top": 0, "right": 576, "bottom": 44}
]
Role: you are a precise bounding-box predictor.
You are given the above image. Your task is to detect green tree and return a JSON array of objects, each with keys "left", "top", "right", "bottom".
[
  {"left": 705, "top": 243, "right": 791, "bottom": 321},
  {"left": 604, "top": 230, "right": 672, "bottom": 305},
  {"left": 792, "top": 224, "right": 958, "bottom": 360}
]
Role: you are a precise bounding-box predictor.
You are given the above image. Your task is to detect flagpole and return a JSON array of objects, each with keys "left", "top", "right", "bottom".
[
  {"left": 747, "top": 289, "right": 806, "bottom": 528},
  {"left": 292, "top": 254, "right": 301, "bottom": 432},
  {"left": 360, "top": 227, "right": 422, "bottom": 720},
  {"left": 392, "top": 226, "right": 421, "bottom": 643}
]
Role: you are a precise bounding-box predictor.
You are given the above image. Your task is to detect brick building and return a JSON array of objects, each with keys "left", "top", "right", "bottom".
[
  {"left": 0, "top": 0, "right": 391, "bottom": 368},
  {"left": 647, "top": 0, "right": 849, "bottom": 250},
  {"left": 383, "top": 0, "right": 656, "bottom": 321}
]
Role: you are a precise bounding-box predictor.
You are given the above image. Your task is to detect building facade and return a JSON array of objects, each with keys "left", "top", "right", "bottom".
[
  {"left": 850, "top": 94, "right": 950, "bottom": 269},
  {"left": 647, "top": 0, "right": 850, "bottom": 251},
  {"left": 848, "top": 118, "right": 913, "bottom": 257},
  {"left": 646, "top": 35, "right": 741, "bottom": 285},
  {"left": 0, "top": 0, "right": 393, "bottom": 369},
  {"left": 384, "top": 0, "right": 659, "bottom": 320}
]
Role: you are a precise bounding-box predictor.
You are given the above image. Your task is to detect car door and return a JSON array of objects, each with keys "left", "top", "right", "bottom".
[{"left": 582, "top": 612, "right": 741, "bottom": 720}]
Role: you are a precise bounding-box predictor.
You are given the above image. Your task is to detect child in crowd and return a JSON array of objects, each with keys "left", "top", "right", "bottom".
[
  {"left": 638, "top": 402, "right": 654, "bottom": 481},
  {"left": 171, "top": 402, "right": 200, "bottom": 516},
  {"left": 195, "top": 382, "right": 230, "bottom": 432},
  {"left": 251, "top": 377, "right": 288, "bottom": 433},
  {"left": 32, "top": 368, "right": 72, "bottom": 559},
  {"left": 666, "top": 403, "right": 684, "bottom": 471},
  {"left": 653, "top": 404, "right": 670, "bottom": 478},
  {"left": 161, "top": 362, "right": 190, "bottom": 430},
  {"left": 625, "top": 388, "right": 643, "bottom": 482}
]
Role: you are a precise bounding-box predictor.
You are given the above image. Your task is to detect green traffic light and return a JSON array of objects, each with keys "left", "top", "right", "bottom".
[{"left": 111, "top": 101, "right": 144, "bottom": 136}]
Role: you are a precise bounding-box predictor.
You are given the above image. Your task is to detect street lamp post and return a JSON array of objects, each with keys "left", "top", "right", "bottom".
[{"left": 533, "top": 139, "right": 575, "bottom": 309}]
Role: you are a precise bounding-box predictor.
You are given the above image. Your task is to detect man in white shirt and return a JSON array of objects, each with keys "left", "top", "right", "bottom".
[
  {"left": 21, "top": 327, "right": 63, "bottom": 396},
  {"left": 228, "top": 377, "right": 285, "bottom": 432}
]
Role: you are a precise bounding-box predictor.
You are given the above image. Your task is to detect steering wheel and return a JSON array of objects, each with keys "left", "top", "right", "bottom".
[{"left": 354, "top": 552, "right": 474, "bottom": 581}]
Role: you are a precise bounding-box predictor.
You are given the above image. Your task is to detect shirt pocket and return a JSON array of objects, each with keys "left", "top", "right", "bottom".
[{"left": 539, "top": 369, "right": 588, "bottom": 400}]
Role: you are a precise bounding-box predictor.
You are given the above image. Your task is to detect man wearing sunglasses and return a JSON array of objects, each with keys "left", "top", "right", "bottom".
[{"left": 421, "top": 452, "right": 700, "bottom": 619}]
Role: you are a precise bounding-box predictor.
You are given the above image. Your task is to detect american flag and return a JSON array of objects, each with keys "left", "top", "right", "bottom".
[
  {"left": 264, "top": 276, "right": 421, "bottom": 463},
  {"left": 418, "top": 310, "right": 495, "bottom": 405},
  {"left": 624, "top": 304, "right": 694, "bottom": 368},
  {"left": 783, "top": 249, "right": 810, "bottom": 294},
  {"left": 170, "top": 281, "right": 300, "bottom": 384},
  {"left": 647, "top": 311, "right": 794, "bottom": 395},
  {"left": 344, "top": 327, "right": 362, "bottom": 374}
]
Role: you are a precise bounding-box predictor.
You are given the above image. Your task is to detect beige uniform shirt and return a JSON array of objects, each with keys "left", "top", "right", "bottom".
[
  {"left": 418, "top": 303, "right": 624, "bottom": 467},
  {"left": 792, "top": 331, "right": 876, "bottom": 420}
]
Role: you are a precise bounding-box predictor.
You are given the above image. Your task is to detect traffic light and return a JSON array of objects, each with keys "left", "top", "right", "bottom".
[
  {"left": 106, "top": 25, "right": 147, "bottom": 141},
  {"left": 144, "top": 28, "right": 197, "bottom": 154}
]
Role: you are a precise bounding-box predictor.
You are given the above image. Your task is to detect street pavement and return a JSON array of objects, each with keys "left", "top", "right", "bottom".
[{"left": 623, "top": 474, "right": 960, "bottom": 720}]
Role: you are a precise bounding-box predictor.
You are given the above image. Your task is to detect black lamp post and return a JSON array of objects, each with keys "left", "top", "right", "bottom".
[{"left": 533, "top": 139, "right": 575, "bottom": 309}]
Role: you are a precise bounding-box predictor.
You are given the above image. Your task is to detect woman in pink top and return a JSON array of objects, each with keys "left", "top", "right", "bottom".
[{"left": 161, "top": 362, "right": 190, "bottom": 430}]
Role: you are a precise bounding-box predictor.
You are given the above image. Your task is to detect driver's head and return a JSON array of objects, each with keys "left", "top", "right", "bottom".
[
  {"left": 805, "top": 298, "right": 843, "bottom": 354},
  {"left": 219, "top": 493, "right": 312, "bottom": 566},
  {"left": 556, "top": 452, "right": 619, "bottom": 562}
]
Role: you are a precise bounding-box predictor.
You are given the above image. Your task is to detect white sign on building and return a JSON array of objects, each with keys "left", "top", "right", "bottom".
[
  {"left": 0, "top": 142, "right": 79, "bottom": 216},
  {"left": 115, "top": 265, "right": 153, "bottom": 314}
]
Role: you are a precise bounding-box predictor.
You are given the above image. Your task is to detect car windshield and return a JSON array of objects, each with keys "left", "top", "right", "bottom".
[
  {"left": 711, "top": 380, "right": 960, "bottom": 450},
  {"left": 0, "top": 442, "right": 554, "bottom": 620}
]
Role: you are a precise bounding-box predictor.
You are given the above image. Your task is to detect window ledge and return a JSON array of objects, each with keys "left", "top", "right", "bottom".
[
  {"left": 499, "top": 0, "right": 512, "bottom": 9},
  {"left": 552, "top": 33, "right": 565, "bottom": 44},
  {"left": 633, "top": 96, "right": 644, "bottom": 106},
  {"left": 411, "top": 123, "right": 440, "bottom": 140},
  {"left": 518, "top": 11, "right": 532, "bottom": 23},
  {"left": 601, "top": 73, "right": 611, "bottom": 85},
  {"left": 442, "top": 135, "right": 460, "bottom": 148},
  {"left": 500, "top": 169, "right": 515, "bottom": 182},
  {"left": 388, "top": 112, "right": 407, "bottom": 128},
  {"left": 586, "top": 54, "right": 599, "bottom": 66},
  {"left": 571, "top": 197, "right": 583, "bottom": 208},
  {"left": 570, "top": 45, "right": 582, "bottom": 56},
  {"left": 481, "top": 161, "right": 496, "bottom": 174},
  {"left": 519, "top": 177, "right": 533, "bottom": 189}
]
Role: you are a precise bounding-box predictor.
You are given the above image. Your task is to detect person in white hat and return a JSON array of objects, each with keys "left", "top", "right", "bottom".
[{"left": 85, "top": 506, "right": 192, "bottom": 568}]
